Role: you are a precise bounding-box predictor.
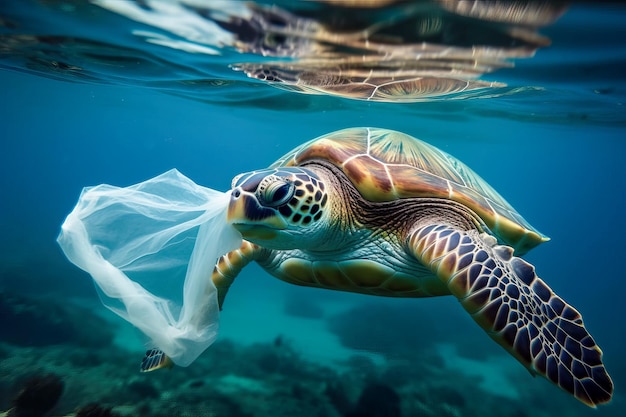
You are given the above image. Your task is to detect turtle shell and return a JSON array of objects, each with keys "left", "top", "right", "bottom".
[{"left": 270, "top": 127, "right": 547, "bottom": 254}]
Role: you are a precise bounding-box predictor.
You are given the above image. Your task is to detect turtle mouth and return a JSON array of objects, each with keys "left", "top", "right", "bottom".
[
  {"left": 228, "top": 192, "right": 288, "bottom": 235},
  {"left": 231, "top": 223, "right": 283, "bottom": 241}
]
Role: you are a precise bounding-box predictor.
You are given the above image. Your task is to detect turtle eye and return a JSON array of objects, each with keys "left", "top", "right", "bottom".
[{"left": 258, "top": 177, "right": 295, "bottom": 208}]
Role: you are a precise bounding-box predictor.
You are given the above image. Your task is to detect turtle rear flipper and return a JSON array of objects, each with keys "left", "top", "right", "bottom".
[
  {"left": 141, "top": 348, "right": 173, "bottom": 372},
  {"left": 409, "top": 224, "right": 613, "bottom": 407}
]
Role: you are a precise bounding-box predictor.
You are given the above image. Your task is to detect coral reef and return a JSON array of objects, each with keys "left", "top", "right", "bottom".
[
  {"left": 6, "top": 373, "right": 63, "bottom": 417},
  {"left": 346, "top": 383, "right": 401, "bottom": 417},
  {"left": 0, "top": 295, "right": 623, "bottom": 417},
  {"left": 75, "top": 404, "right": 121, "bottom": 417},
  {"left": 0, "top": 292, "right": 114, "bottom": 348}
]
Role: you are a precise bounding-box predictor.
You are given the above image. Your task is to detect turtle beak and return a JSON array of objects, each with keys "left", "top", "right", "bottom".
[{"left": 228, "top": 188, "right": 287, "bottom": 239}]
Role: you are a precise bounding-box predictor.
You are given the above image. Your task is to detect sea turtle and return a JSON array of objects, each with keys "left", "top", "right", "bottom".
[
  {"left": 142, "top": 127, "right": 612, "bottom": 407},
  {"left": 236, "top": 63, "right": 509, "bottom": 102},
  {"left": 225, "top": 1, "right": 561, "bottom": 102}
]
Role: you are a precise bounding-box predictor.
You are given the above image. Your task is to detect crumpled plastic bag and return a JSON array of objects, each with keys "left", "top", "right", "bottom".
[{"left": 57, "top": 169, "right": 242, "bottom": 366}]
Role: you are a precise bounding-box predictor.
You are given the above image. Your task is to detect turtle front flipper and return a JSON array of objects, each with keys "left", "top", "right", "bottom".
[
  {"left": 212, "top": 240, "right": 266, "bottom": 309},
  {"left": 138, "top": 241, "right": 266, "bottom": 372},
  {"left": 409, "top": 224, "right": 613, "bottom": 407}
]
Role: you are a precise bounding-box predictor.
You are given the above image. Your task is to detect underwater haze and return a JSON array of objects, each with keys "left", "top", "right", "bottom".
[{"left": 1, "top": 1, "right": 625, "bottom": 416}]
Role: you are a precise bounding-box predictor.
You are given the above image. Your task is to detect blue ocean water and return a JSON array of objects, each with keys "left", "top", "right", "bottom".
[{"left": 1, "top": 1, "right": 625, "bottom": 416}]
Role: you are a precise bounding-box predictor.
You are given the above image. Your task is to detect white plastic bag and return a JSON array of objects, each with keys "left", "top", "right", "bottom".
[{"left": 57, "top": 169, "right": 242, "bottom": 366}]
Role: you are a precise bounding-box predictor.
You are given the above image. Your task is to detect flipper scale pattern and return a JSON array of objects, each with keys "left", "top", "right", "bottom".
[{"left": 411, "top": 225, "right": 613, "bottom": 407}]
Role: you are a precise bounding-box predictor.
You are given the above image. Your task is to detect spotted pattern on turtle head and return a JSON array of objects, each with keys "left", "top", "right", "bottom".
[
  {"left": 277, "top": 170, "right": 327, "bottom": 226},
  {"left": 233, "top": 167, "right": 328, "bottom": 227}
]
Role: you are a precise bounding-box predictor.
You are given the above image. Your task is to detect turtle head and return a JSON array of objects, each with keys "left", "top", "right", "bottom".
[{"left": 228, "top": 167, "right": 330, "bottom": 248}]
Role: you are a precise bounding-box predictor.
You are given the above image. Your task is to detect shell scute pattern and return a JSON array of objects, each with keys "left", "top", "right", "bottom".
[
  {"left": 273, "top": 127, "right": 546, "bottom": 254},
  {"left": 343, "top": 156, "right": 394, "bottom": 197}
]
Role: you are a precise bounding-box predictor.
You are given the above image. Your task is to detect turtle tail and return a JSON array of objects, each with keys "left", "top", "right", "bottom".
[{"left": 410, "top": 224, "right": 613, "bottom": 407}]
